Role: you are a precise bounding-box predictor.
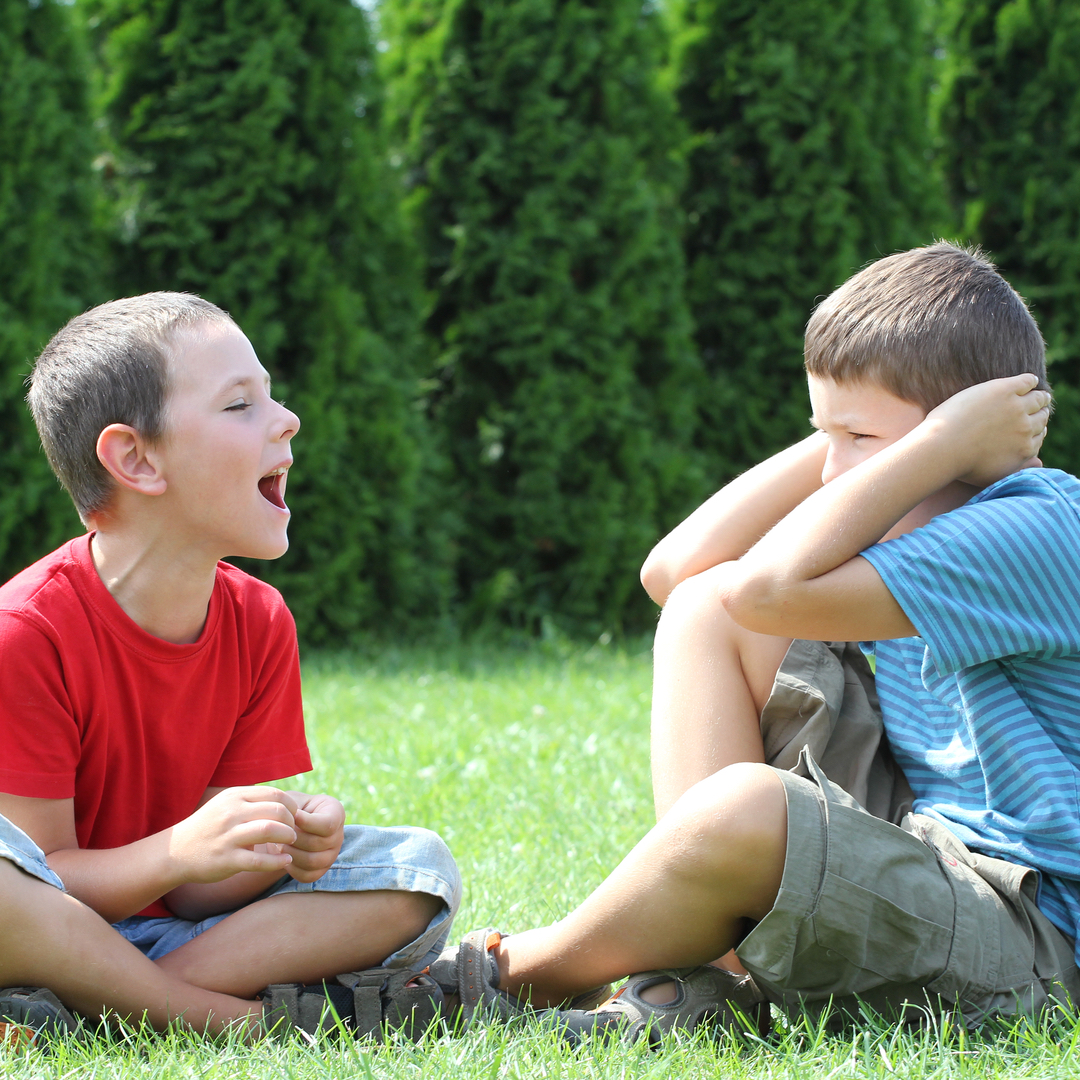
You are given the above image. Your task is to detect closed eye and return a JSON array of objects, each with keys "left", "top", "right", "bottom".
[{"left": 225, "top": 401, "right": 252, "bottom": 412}]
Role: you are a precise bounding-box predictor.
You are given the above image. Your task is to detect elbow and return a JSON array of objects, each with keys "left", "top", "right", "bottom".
[
  {"left": 639, "top": 550, "right": 674, "bottom": 607},
  {"left": 718, "top": 567, "right": 789, "bottom": 635}
]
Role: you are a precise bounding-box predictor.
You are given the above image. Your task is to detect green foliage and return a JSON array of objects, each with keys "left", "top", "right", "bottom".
[
  {"left": 671, "top": 0, "right": 947, "bottom": 479},
  {"left": 936, "top": 0, "right": 1080, "bottom": 472},
  {"left": 0, "top": 0, "right": 96, "bottom": 581},
  {"left": 382, "top": 0, "right": 706, "bottom": 634},
  {"left": 92, "top": 0, "right": 447, "bottom": 641}
]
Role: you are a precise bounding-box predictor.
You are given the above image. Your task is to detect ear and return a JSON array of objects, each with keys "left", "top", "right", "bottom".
[{"left": 96, "top": 424, "right": 168, "bottom": 497}]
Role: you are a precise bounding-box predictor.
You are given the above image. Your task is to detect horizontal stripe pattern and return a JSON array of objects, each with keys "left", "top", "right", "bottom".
[{"left": 861, "top": 469, "right": 1080, "bottom": 960}]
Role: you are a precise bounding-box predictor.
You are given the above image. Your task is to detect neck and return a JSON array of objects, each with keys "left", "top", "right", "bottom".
[
  {"left": 89, "top": 524, "right": 221, "bottom": 644},
  {"left": 882, "top": 478, "right": 978, "bottom": 542}
]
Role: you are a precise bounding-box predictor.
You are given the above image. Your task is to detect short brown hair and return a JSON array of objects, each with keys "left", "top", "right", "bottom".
[
  {"left": 804, "top": 242, "right": 1049, "bottom": 411},
  {"left": 28, "top": 293, "right": 234, "bottom": 525}
]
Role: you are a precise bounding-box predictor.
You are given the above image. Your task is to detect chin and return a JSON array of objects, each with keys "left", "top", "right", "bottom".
[{"left": 235, "top": 533, "right": 290, "bottom": 562}]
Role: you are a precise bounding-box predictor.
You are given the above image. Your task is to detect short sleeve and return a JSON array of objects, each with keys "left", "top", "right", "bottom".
[
  {"left": 861, "top": 470, "right": 1080, "bottom": 676},
  {"left": 0, "top": 613, "right": 81, "bottom": 797},
  {"left": 209, "top": 594, "right": 311, "bottom": 786}
]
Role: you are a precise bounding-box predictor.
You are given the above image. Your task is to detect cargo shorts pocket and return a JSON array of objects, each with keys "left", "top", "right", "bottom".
[
  {"left": 739, "top": 752, "right": 957, "bottom": 1004},
  {"left": 807, "top": 802, "right": 956, "bottom": 993}
]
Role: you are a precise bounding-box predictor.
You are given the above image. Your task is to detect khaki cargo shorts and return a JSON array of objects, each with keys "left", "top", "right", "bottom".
[{"left": 735, "top": 640, "right": 1080, "bottom": 1026}]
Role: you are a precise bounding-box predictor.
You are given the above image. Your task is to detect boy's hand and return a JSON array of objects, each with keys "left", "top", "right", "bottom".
[
  {"left": 276, "top": 791, "right": 346, "bottom": 883},
  {"left": 168, "top": 786, "right": 298, "bottom": 883},
  {"left": 927, "top": 374, "right": 1051, "bottom": 488}
]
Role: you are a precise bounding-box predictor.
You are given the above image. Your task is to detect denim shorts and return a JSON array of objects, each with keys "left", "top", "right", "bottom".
[
  {"left": 0, "top": 812, "right": 64, "bottom": 890},
  {"left": 0, "top": 814, "right": 460, "bottom": 972}
]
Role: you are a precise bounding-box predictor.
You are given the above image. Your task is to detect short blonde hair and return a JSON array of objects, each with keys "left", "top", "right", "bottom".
[{"left": 804, "top": 242, "right": 1049, "bottom": 411}]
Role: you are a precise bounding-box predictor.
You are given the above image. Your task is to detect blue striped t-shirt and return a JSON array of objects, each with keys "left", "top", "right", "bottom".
[{"left": 860, "top": 468, "right": 1080, "bottom": 960}]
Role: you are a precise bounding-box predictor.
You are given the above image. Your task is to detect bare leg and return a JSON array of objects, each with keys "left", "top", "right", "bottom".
[
  {"left": 0, "top": 860, "right": 261, "bottom": 1035},
  {"left": 651, "top": 576, "right": 792, "bottom": 819},
  {"left": 489, "top": 763, "right": 787, "bottom": 1006},
  {"left": 156, "top": 890, "right": 441, "bottom": 997}
]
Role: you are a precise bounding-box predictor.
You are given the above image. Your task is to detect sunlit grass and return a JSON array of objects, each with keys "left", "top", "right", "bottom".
[{"left": 3, "top": 639, "right": 1077, "bottom": 1077}]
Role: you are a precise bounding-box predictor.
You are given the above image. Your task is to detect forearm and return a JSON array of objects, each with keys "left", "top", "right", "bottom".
[
  {"left": 719, "top": 423, "right": 958, "bottom": 639},
  {"left": 640, "top": 433, "right": 827, "bottom": 605},
  {"left": 46, "top": 831, "right": 186, "bottom": 924},
  {"left": 164, "top": 869, "right": 287, "bottom": 921},
  {"left": 743, "top": 426, "right": 954, "bottom": 585}
]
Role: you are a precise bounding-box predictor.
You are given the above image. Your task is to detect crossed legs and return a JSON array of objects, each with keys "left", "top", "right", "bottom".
[
  {"left": 0, "top": 858, "right": 262, "bottom": 1035},
  {"left": 0, "top": 856, "right": 440, "bottom": 1034}
]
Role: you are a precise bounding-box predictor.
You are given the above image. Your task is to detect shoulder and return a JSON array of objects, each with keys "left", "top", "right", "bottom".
[
  {"left": 943, "top": 468, "right": 1080, "bottom": 547},
  {"left": 214, "top": 562, "right": 296, "bottom": 638},
  {"left": 863, "top": 468, "right": 1080, "bottom": 609},
  {"left": 968, "top": 467, "right": 1080, "bottom": 511},
  {"left": 0, "top": 537, "right": 89, "bottom": 629}
]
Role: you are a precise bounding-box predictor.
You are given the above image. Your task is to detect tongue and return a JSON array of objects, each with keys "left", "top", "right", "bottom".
[{"left": 259, "top": 474, "right": 285, "bottom": 509}]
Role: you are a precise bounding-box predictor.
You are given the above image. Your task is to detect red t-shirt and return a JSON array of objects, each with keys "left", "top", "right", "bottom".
[{"left": 0, "top": 535, "right": 312, "bottom": 916}]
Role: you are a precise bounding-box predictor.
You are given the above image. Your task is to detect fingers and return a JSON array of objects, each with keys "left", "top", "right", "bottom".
[
  {"left": 240, "top": 786, "right": 299, "bottom": 820},
  {"left": 293, "top": 808, "right": 340, "bottom": 839},
  {"left": 1023, "top": 391, "right": 1051, "bottom": 417},
  {"left": 1011, "top": 372, "right": 1040, "bottom": 392},
  {"left": 232, "top": 818, "right": 297, "bottom": 849},
  {"left": 285, "top": 792, "right": 345, "bottom": 839},
  {"left": 280, "top": 794, "right": 345, "bottom": 883},
  {"left": 235, "top": 847, "right": 294, "bottom": 874}
]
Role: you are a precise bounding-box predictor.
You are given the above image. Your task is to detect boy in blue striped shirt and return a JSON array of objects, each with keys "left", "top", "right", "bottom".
[{"left": 433, "top": 242, "right": 1080, "bottom": 1039}]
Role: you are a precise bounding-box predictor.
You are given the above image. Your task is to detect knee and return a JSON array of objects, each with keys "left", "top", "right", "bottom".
[
  {"left": 678, "top": 761, "right": 786, "bottom": 834},
  {"left": 664, "top": 765, "right": 787, "bottom": 884},
  {"left": 387, "top": 826, "right": 462, "bottom": 917},
  {"left": 657, "top": 575, "right": 740, "bottom": 644}
]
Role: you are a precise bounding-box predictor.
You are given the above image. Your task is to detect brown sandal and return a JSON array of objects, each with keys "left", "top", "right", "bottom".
[
  {"left": 553, "top": 965, "right": 770, "bottom": 1046},
  {"left": 0, "top": 987, "right": 80, "bottom": 1047},
  {"left": 428, "top": 928, "right": 610, "bottom": 1030}
]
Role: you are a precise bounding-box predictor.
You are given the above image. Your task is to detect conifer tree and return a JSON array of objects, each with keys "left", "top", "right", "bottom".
[
  {"left": 94, "top": 0, "right": 445, "bottom": 640},
  {"left": 0, "top": 0, "right": 97, "bottom": 581},
  {"left": 937, "top": 0, "right": 1080, "bottom": 468},
  {"left": 671, "top": 0, "right": 945, "bottom": 478},
  {"left": 382, "top": 0, "right": 705, "bottom": 632}
]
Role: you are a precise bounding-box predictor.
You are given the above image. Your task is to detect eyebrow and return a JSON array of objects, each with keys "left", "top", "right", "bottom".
[{"left": 218, "top": 373, "right": 272, "bottom": 396}]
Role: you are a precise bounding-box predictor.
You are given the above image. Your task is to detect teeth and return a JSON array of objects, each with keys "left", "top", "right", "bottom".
[{"left": 263, "top": 466, "right": 289, "bottom": 478}]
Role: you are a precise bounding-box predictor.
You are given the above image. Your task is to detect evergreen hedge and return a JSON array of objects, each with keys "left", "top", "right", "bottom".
[
  {"left": 92, "top": 0, "right": 447, "bottom": 642},
  {"left": 382, "top": 0, "right": 706, "bottom": 633},
  {"left": 936, "top": 0, "right": 1080, "bottom": 472},
  {"left": 0, "top": 0, "right": 97, "bottom": 581},
  {"left": 671, "top": 0, "right": 946, "bottom": 480}
]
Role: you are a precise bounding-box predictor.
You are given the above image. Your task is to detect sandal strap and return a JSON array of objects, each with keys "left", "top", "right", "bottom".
[
  {"left": 429, "top": 927, "right": 529, "bottom": 1028},
  {"left": 263, "top": 967, "right": 444, "bottom": 1041},
  {"left": 381, "top": 970, "right": 444, "bottom": 1037},
  {"left": 456, "top": 929, "right": 501, "bottom": 1021},
  {"left": 335, "top": 970, "right": 388, "bottom": 1037}
]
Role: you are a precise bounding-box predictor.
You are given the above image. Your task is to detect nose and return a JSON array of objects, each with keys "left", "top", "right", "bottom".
[
  {"left": 821, "top": 444, "right": 849, "bottom": 485},
  {"left": 275, "top": 401, "right": 300, "bottom": 441}
]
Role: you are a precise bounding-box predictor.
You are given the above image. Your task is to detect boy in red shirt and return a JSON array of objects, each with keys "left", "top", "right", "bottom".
[{"left": 0, "top": 294, "right": 459, "bottom": 1040}]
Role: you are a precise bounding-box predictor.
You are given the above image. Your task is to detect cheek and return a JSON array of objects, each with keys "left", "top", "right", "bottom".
[{"left": 822, "top": 439, "right": 895, "bottom": 484}]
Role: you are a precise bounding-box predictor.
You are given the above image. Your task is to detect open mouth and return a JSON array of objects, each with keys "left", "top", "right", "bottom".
[{"left": 258, "top": 466, "right": 289, "bottom": 510}]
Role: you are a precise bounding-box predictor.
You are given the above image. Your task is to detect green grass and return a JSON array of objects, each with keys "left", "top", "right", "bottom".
[{"left": 4, "top": 640, "right": 1079, "bottom": 1077}]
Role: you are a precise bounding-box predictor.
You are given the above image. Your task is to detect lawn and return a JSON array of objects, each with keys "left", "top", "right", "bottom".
[{"left": 4, "top": 640, "right": 1079, "bottom": 1078}]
